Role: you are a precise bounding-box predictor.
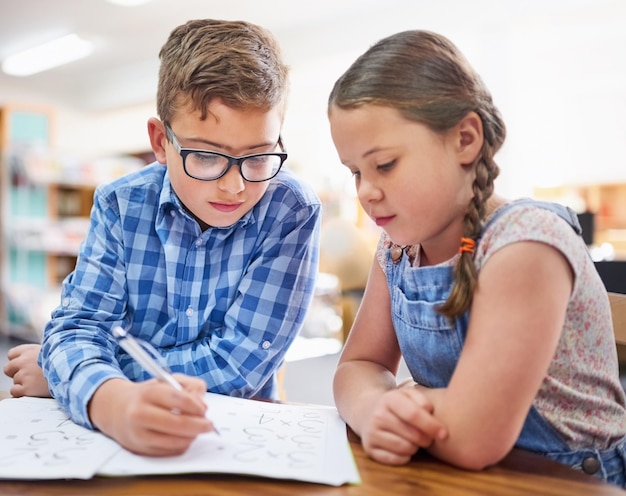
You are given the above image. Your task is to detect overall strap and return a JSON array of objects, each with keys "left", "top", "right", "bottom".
[{"left": 481, "top": 199, "right": 583, "bottom": 238}]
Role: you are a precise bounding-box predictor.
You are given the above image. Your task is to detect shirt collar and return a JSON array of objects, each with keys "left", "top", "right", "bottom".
[{"left": 158, "top": 171, "right": 256, "bottom": 230}]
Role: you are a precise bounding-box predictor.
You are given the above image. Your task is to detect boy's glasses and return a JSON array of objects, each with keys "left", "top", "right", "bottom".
[{"left": 165, "top": 124, "right": 287, "bottom": 182}]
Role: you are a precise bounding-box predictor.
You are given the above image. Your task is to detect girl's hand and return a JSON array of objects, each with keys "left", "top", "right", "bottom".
[
  {"left": 89, "top": 376, "right": 214, "bottom": 456},
  {"left": 361, "top": 387, "right": 447, "bottom": 465},
  {"left": 3, "top": 344, "right": 51, "bottom": 398}
]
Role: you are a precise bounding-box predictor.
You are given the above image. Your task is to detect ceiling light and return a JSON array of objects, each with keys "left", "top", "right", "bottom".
[
  {"left": 106, "top": 0, "right": 154, "bottom": 6},
  {"left": 1, "top": 34, "right": 94, "bottom": 77}
]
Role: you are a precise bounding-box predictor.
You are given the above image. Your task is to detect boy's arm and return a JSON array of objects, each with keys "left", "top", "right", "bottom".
[{"left": 40, "top": 187, "right": 130, "bottom": 428}]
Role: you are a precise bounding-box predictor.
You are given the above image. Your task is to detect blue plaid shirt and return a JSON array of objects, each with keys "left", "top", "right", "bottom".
[{"left": 40, "top": 163, "right": 321, "bottom": 428}]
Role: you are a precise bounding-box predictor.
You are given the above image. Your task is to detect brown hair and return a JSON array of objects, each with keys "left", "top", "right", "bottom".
[
  {"left": 157, "top": 19, "right": 289, "bottom": 124},
  {"left": 328, "top": 30, "right": 506, "bottom": 318}
]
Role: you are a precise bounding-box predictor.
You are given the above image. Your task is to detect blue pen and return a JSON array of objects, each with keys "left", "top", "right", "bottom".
[{"left": 112, "top": 326, "right": 221, "bottom": 435}]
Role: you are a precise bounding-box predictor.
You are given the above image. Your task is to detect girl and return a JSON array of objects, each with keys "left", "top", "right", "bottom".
[{"left": 328, "top": 29, "right": 626, "bottom": 487}]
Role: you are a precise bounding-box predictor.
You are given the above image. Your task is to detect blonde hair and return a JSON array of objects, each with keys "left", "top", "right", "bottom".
[
  {"left": 329, "top": 30, "right": 506, "bottom": 318},
  {"left": 157, "top": 19, "right": 289, "bottom": 124}
]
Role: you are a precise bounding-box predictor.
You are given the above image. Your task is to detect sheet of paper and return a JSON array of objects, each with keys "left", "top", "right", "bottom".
[
  {"left": 99, "top": 392, "right": 361, "bottom": 486},
  {"left": 0, "top": 397, "right": 120, "bottom": 480}
]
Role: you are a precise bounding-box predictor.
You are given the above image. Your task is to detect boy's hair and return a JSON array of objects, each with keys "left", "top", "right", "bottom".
[
  {"left": 329, "top": 30, "right": 506, "bottom": 319},
  {"left": 157, "top": 19, "right": 289, "bottom": 124}
]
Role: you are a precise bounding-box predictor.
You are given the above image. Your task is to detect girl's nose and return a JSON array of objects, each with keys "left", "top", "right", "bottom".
[{"left": 358, "top": 178, "right": 383, "bottom": 204}]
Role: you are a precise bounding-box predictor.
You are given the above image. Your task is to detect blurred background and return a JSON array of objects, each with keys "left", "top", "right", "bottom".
[{"left": 1, "top": 0, "right": 625, "bottom": 366}]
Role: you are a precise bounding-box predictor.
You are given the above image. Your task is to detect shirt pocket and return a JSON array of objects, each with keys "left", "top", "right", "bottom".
[{"left": 391, "top": 285, "right": 464, "bottom": 388}]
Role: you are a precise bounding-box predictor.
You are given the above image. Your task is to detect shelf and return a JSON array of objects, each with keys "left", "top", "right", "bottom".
[
  {"left": 1, "top": 104, "right": 145, "bottom": 340},
  {"left": 5, "top": 217, "right": 90, "bottom": 255}
]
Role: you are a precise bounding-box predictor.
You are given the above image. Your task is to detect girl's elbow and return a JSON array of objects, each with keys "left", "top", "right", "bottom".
[
  {"left": 437, "top": 438, "right": 514, "bottom": 471},
  {"left": 452, "top": 450, "right": 506, "bottom": 471}
]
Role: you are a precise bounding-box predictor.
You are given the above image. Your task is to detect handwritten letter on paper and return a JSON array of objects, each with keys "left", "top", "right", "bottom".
[
  {"left": 100, "top": 392, "right": 361, "bottom": 486},
  {"left": 0, "top": 393, "right": 360, "bottom": 486},
  {"left": 0, "top": 397, "right": 120, "bottom": 479}
]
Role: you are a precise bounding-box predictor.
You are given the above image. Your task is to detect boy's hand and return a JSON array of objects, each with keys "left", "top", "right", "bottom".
[
  {"left": 3, "top": 344, "right": 51, "bottom": 398},
  {"left": 361, "top": 387, "right": 448, "bottom": 465},
  {"left": 88, "top": 376, "right": 214, "bottom": 456}
]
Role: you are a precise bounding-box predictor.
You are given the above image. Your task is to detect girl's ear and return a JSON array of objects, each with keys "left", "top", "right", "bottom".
[
  {"left": 147, "top": 117, "right": 168, "bottom": 164},
  {"left": 456, "top": 111, "right": 483, "bottom": 166}
]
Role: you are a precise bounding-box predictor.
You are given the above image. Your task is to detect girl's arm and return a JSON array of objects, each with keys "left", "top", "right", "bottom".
[
  {"left": 423, "top": 240, "right": 574, "bottom": 469},
  {"left": 333, "top": 257, "right": 447, "bottom": 464}
]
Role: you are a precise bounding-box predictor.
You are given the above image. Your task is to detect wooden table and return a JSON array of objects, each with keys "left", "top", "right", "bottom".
[{"left": 0, "top": 392, "right": 624, "bottom": 495}]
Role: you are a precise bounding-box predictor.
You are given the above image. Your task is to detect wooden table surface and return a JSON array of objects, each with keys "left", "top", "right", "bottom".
[{"left": 0, "top": 392, "right": 624, "bottom": 495}]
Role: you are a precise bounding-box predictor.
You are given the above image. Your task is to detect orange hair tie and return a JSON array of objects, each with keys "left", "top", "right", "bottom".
[{"left": 459, "top": 237, "right": 476, "bottom": 255}]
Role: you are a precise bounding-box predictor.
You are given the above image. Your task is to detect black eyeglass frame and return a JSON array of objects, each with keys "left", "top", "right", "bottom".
[{"left": 165, "top": 124, "right": 288, "bottom": 182}]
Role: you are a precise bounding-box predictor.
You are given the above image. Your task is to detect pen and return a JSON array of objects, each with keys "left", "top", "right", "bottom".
[
  {"left": 112, "top": 326, "right": 184, "bottom": 391},
  {"left": 111, "top": 326, "right": 220, "bottom": 435}
]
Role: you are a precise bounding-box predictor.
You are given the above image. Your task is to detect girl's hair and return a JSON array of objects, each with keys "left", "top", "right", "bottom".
[
  {"left": 329, "top": 30, "right": 506, "bottom": 318},
  {"left": 157, "top": 19, "right": 289, "bottom": 125}
]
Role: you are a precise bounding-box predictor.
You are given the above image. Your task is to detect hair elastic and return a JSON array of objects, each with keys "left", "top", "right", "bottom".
[{"left": 459, "top": 237, "right": 476, "bottom": 255}]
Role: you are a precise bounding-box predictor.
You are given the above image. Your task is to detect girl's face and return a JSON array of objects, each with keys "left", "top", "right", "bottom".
[
  {"left": 150, "top": 99, "right": 283, "bottom": 229},
  {"left": 329, "top": 104, "right": 479, "bottom": 264}
]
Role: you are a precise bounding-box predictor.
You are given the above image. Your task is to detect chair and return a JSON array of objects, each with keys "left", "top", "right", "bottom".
[
  {"left": 610, "top": 292, "right": 626, "bottom": 346},
  {"left": 609, "top": 292, "right": 626, "bottom": 367}
]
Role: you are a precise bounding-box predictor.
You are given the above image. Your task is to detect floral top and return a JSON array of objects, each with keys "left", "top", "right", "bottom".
[{"left": 377, "top": 200, "right": 626, "bottom": 448}]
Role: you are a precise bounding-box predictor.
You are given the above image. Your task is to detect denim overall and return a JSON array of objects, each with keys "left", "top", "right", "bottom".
[{"left": 386, "top": 200, "right": 626, "bottom": 487}]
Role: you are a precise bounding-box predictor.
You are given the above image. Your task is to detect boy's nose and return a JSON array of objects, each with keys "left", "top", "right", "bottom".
[{"left": 217, "top": 165, "right": 245, "bottom": 194}]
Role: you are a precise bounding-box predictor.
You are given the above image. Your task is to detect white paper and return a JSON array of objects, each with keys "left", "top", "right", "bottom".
[
  {"left": 99, "top": 392, "right": 361, "bottom": 486},
  {"left": 0, "top": 393, "right": 360, "bottom": 486},
  {"left": 0, "top": 397, "right": 120, "bottom": 479}
]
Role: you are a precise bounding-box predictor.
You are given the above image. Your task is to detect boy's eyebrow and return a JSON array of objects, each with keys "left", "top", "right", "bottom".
[{"left": 183, "top": 136, "right": 276, "bottom": 154}]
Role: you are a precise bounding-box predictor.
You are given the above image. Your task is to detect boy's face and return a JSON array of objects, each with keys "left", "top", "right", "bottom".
[{"left": 153, "top": 99, "right": 283, "bottom": 229}]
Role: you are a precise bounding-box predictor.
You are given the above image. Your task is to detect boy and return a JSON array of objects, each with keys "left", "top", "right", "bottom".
[{"left": 4, "top": 19, "right": 321, "bottom": 456}]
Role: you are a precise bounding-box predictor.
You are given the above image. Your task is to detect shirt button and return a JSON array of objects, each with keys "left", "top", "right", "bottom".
[
  {"left": 262, "top": 341, "right": 271, "bottom": 350},
  {"left": 195, "top": 238, "right": 203, "bottom": 247},
  {"left": 62, "top": 297, "right": 70, "bottom": 307},
  {"left": 185, "top": 306, "right": 194, "bottom": 317},
  {"left": 581, "top": 456, "right": 601, "bottom": 475}
]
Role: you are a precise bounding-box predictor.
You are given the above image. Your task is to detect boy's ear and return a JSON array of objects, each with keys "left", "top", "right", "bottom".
[
  {"left": 456, "top": 111, "right": 483, "bottom": 166},
  {"left": 147, "top": 117, "right": 168, "bottom": 164}
]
